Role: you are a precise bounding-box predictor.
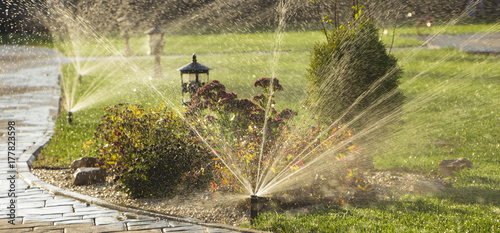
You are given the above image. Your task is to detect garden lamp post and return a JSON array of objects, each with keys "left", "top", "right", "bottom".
[
  {"left": 117, "top": 16, "right": 133, "bottom": 56},
  {"left": 145, "top": 27, "right": 165, "bottom": 78},
  {"left": 178, "top": 54, "right": 211, "bottom": 105}
]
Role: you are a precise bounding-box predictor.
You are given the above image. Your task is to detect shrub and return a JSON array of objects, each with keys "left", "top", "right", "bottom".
[
  {"left": 306, "top": 12, "right": 404, "bottom": 129},
  {"left": 85, "top": 103, "right": 212, "bottom": 198}
]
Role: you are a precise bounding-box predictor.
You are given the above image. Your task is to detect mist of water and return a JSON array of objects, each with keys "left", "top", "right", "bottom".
[{"left": 10, "top": 0, "right": 498, "bottom": 201}]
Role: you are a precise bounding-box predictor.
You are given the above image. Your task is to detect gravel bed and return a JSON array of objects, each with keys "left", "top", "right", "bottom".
[{"left": 32, "top": 168, "right": 431, "bottom": 226}]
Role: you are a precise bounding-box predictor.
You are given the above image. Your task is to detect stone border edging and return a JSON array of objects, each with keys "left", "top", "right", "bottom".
[{"left": 14, "top": 72, "right": 265, "bottom": 233}]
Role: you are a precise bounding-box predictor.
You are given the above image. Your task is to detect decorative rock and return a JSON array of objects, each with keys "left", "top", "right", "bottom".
[
  {"left": 74, "top": 167, "right": 106, "bottom": 186},
  {"left": 70, "top": 157, "right": 100, "bottom": 170},
  {"left": 438, "top": 158, "right": 473, "bottom": 177},
  {"left": 413, "top": 180, "right": 450, "bottom": 194}
]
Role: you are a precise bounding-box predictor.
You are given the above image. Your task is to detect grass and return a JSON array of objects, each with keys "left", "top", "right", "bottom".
[
  {"left": 47, "top": 22, "right": 500, "bottom": 57},
  {"left": 34, "top": 23, "right": 500, "bottom": 232},
  {"left": 374, "top": 48, "right": 500, "bottom": 172},
  {"left": 253, "top": 195, "right": 499, "bottom": 232}
]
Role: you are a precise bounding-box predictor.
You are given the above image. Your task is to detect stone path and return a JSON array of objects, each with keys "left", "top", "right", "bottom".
[
  {"left": 423, "top": 32, "right": 500, "bottom": 54},
  {"left": 0, "top": 45, "right": 252, "bottom": 232}
]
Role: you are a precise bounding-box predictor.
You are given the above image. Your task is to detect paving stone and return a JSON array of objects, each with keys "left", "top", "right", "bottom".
[
  {"left": 81, "top": 211, "right": 122, "bottom": 219},
  {"left": 0, "top": 217, "right": 23, "bottom": 225},
  {"left": 0, "top": 228, "right": 33, "bottom": 233},
  {"left": 128, "top": 229, "right": 163, "bottom": 232},
  {"left": 122, "top": 212, "right": 155, "bottom": 221},
  {"left": 162, "top": 225, "right": 207, "bottom": 232},
  {"left": 17, "top": 201, "right": 46, "bottom": 209},
  {"left": 0, "top": 222, "right": 53, "bottom": 229},
  {"left": 53, "top": 219, "right": 93, "bottom": 225},
  {"left": 72, "top": 203, "right": 92, "bottom": 209},
  {"left": 73, "top": 206, "right": 107, "bottom": 213},
  {"left": 16, "top": 194, "right": 53, "bottom": 201},
  {"left": 206, "top": 228, "right": 236, "bottom": 233},
  {"left": 17, "top": 205, "right": 74, "bottom": 216},
  {"left": 32, "top": 227, "right": 65, "bottom": 233},
  {"left": 127, "top": 220, "right": 172, "bottom": 231},
  {"left": 70, "top": 223, "right": 127, "bottom": 232},
  {"left": 47, "top": 223, "right": 97, "bottom": 232},
  {"left": 24, "top": 216, "right": 82, "bottom": 224},
  {"left": 94, "top": 216, "right": 123, "bottom": 225},
  {"left": 45, "top": 199, "right": 81, "bottom": 207},
  {"left": 125, "top": 219, "right": 157, "bottom": 227},
  {"left": 64, "top": 210, "right": 119, "bottom": 219},
  {"left": 14, "top": 196, "right": 52, "bottom": 202},
  {"left": 22, "top": 213, "right": 63, "bottom": 221}
]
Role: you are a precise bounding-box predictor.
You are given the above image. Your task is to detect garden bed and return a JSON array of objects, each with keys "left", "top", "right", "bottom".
[{"left": 32, "top": 167, "right": 431, "bottom": 226}]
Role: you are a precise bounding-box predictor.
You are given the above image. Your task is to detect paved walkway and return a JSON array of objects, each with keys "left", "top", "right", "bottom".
[
  {"left": 0, "top": 45, "right": 251, "bottom": 232},
  {"left": 423, "top": 32, "right": 500, "bottom": 54}
]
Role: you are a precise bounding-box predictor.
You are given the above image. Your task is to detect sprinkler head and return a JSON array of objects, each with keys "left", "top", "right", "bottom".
[
  {"left": 250, "top": 195, "right": 258, "bottom": 225},
  {"left": 68, "top": 111, "right": 73, "bottom": 124},
  {"left": 78, "top": 74, "right": 82, "bottom": 84}
]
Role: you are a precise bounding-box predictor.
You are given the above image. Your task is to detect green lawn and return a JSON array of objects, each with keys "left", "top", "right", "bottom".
[
  {"left": 253, "top": 195, "right": 499, "bottom": 232},
  {"left": 35, "top": 23, "right": 500, "bottom": 232}
]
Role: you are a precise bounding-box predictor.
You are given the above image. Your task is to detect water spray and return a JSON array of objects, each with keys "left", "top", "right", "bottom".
[
  {"left": 68, "top": 111, "right": 73, "bottom": 124},
  {"left": 250, "top": 194, "right": 259, "bottom": 225}
]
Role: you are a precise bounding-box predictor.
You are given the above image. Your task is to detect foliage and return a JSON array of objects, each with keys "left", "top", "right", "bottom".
[
  {"left": 185, "top": 78, "right": 298, "bottom": 192},
  {"left": 185, "top": 79, "right": 368, "bottom": 204},
  {"left": 85, "top": 103, "right": 212, "bottom": 198},
  {"left": 265, "top": 125, "right": 370, "bottom": 205},
  {"left": 306, "top": 12, "right": 404, "bottom": 128}
]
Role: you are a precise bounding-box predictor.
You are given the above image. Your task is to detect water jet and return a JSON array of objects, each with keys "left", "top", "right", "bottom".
[{"left": 21, "top": 0, "right": 498, "bottom": 228}]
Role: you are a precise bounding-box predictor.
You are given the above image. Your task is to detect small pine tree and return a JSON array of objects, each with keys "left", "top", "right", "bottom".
[{"left": 306, "top": 13, "right": 404, "bottom": 129}]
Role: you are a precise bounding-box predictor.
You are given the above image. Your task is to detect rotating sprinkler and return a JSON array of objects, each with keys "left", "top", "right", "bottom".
[
  {"left": 78, "top": 74, "right": 82, "bottom": 84},
  {"left": 68, "top": 111, "right": 73, "bottom": 124},
  {"left": 250, "top": 194, "right": 259, "bottom": 225}
]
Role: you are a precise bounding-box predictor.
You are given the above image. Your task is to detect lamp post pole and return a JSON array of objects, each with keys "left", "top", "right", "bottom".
[{"left": 145, "top": 27, "right": 165, "bottom": 79}]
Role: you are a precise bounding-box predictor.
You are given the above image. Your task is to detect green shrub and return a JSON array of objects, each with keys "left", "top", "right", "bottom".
[
  {"left": 306, "top": 13, "right": 404, "bottom": 128},
  {"left": 117, "top": 142, "right": 212, "bottom": 198},
  {"left": 86, "top": 103, "right": 212, "bottom": 198}
]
